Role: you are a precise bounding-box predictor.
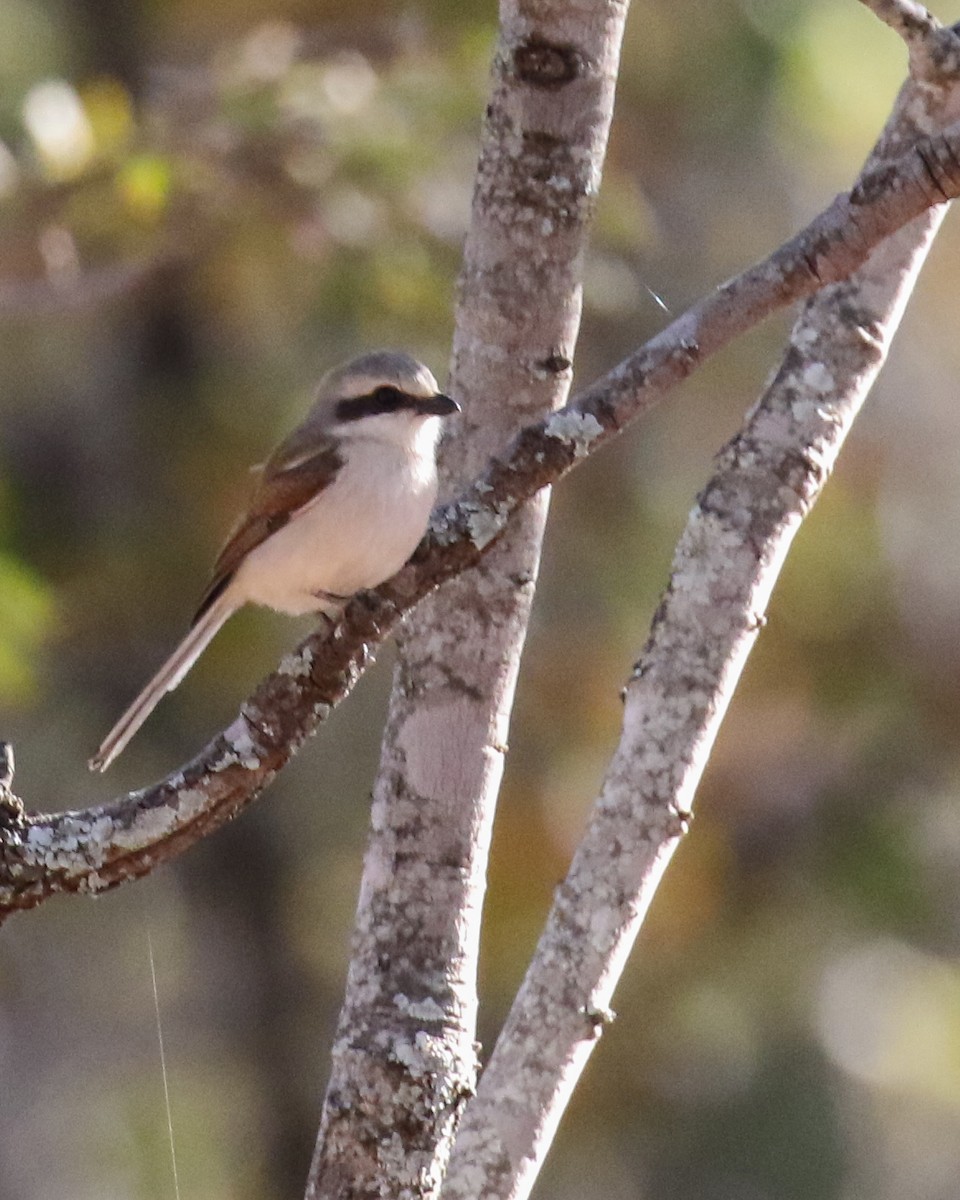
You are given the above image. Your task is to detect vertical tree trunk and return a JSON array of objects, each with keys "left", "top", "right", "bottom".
[{"left": 306, "top": 2, "right": 631, "bottom": 1196}]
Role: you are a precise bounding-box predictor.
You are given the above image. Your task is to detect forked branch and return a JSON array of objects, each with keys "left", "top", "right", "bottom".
[{"left": 2, "top": 82, "right": 960, "bottom": 921}]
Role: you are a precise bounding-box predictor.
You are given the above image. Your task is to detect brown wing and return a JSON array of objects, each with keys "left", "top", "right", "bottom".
[{"left": 192, "top": 440, "right": 344, "bottom": 624}]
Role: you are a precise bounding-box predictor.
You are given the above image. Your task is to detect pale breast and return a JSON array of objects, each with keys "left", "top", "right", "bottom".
[{"left": 233, "top": 437, "right": 438, "bottom": 615}]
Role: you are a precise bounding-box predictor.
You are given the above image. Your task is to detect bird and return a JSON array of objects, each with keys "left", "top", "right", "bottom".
[{"left": 89, "top": 350, "right": 459, "bottom": 772}]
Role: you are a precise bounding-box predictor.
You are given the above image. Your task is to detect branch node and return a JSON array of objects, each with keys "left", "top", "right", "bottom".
[
  {"left": 912, "top": 22, "right": 960, "bottom": 83},
  {"left": 670, "top": 807, "right": 694, "bottom": 837},
  {"left": 536, "top": 351, "right": 573, "bottom": 376},
  {"left": 582, "top": 1003, "right": 616, "bottom": 1035},
  {"left": 856, "top": 0, "right": 960, "bottom": 86},
  {"left": 859, "top": 0, "right": 940, "bottom": 47},
  {"left": 511, "top": 36, "right": 585, "bottom": 89}
]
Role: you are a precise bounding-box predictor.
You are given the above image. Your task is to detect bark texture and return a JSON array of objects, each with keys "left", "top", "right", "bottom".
[
  {"left": 2, "top": 106, "right": 960, "bottom": 919},
  {"left": 3, "top": 8, "right": 960, "bottom": 1200},
  {"left": 306, "top": 3, "right": 631, "bottom": 1197},
  {"left": 439, "top": 32, "right": 960, "bottom": 1200}
]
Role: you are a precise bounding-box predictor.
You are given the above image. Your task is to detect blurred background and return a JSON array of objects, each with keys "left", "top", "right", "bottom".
[{"left": 2, "top": 0, "right": 960, "bottom": 1196}]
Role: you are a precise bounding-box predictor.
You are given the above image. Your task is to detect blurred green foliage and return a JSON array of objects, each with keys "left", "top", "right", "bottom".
[
  {"left": 4, "top": 1, "right": 960, "bottom": 1199},
  {"left": 0, "top": 549, "right": 53, "bottom": 699}
]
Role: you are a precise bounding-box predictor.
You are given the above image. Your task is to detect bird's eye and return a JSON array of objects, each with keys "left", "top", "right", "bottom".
[{"left": 372, "top": 385, "right": 405, "bottom": 411}]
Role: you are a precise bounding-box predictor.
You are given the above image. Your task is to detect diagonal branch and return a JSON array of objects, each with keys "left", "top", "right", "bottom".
[
  {"left": 857, "top": 0, "right": 940, "bottom": 45},
  {"left": 2, "top": 110, "right": 960, "bottom": 920},
  {"left": 438, "top": 26, "right": 960, "bottom": 1200},
  {"left": 856, "top": 0, "right": 960, "bottom": 84}
]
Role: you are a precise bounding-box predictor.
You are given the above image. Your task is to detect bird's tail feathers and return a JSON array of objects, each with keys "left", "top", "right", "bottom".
[{"left": 89, "top": 593, "right": 237, "bottom": 773}]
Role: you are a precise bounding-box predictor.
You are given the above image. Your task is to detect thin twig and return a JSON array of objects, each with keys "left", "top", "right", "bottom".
[
  {"left": 857, "top": 0, "right": 940, "bottom": 46},
  {"left": 857, "top": 0, "right": 960, "bottom": 86}
]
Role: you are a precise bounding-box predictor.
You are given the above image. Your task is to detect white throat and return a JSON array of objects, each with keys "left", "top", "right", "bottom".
[{"left": 334, "top": 411, "right": 443, "bottom": 457}]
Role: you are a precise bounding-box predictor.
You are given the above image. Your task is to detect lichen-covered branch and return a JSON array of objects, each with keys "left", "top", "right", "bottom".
[
  {"left": 438, "top": 28, "right": 960, "bottom": 1200},
  {"left": 2, "top": 94, "right": 960, "bottom": 921},
  {"left": 306, "top": 2, "right": 630, "bottom": 1195},
  {"left": 857, "top": 0, "right": 960, "bottom": 84},
  {"left": 857, "top": 0, "right": 940, "bottom": 47}
]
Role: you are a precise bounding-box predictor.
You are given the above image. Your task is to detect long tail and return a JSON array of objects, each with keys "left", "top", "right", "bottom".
[{"left": 89, "top": 593, "right": 237, "bottom": 773}]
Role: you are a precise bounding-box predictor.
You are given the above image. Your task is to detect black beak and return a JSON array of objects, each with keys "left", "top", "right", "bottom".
[{"left": 416, "top": 393, "right": 460, "bottom": 417}]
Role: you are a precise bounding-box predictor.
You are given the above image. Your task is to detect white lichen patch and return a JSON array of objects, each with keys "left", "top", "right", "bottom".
[
  {"left": 279, "top": 646, "right": 314, "bottom": 677},
  {"left": 393, "top": 993, "right": 446, "bottom": 1023},
  {"left": 88, "top": 813, "right": 116, "bottom": 845},
  {"left": 390, "top": 1036, "right": 429, "bottom": 1073},
  {"left": 800, "top": 361, "right": 834, "bottom": 394},
  {"left": 23, "top": 811, "right": 109, "bottom": 872},
  {"left": 219, "top": 717, "right": 261, "bottom": 770},
  {"left": 112, "top": 803, "right": 177, "bottom": 849},
  {"left": 414, "top": 1029, "right": 442, "bottom": 1057},
  {"left": 793, "top": 324, "right": 820, "bottom": 351},
  {"left": 177, "top": 787, "right": 209, "bottom": 819},
  {"left": 387, "top": 1028, "right": 449, "bottom": 1077},
  {"left": 544, "top": 409, "right": 603, "bottom": 457},
  {"left": 589, "top": 904, "right": 620, "bottom": 943},
  {"left": 29, "top": 785, "right": 215, "bottom": 884},
  {"left": 445, "top": 1134, "right": 503, "bottom": 1196},
  {"left": 465, "top": 502, "right": 509, "bottom": 549},
  {"left": 790, "top": 397, "right": 830, "bottom": 426},
  {"left": 428, "top": 502, "right": 462, "bottom": 546},
  {"left": 211, "top": 746, "right": 241, "bottom": 771}
]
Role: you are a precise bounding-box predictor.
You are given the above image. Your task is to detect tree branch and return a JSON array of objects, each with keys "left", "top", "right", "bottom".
[
  {"left": 439, "top": 27, "right": 960, "bottom": 1200},
  {"left": 306, "top": 1, "right": 632, "bottom": 1195},
  {"left": 857, "top": 0, "right": 940, "bottom": 46},
  {"left": 2, "top": 103, "right": 960, "bottom": 920},
  {"left": 857, "top": 0, "right": 960, "bottom": 85}
]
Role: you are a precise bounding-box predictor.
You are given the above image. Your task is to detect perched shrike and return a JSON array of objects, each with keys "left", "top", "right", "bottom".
[{"left": 89, "top": 350, "right": 459, "bottom": 772}]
